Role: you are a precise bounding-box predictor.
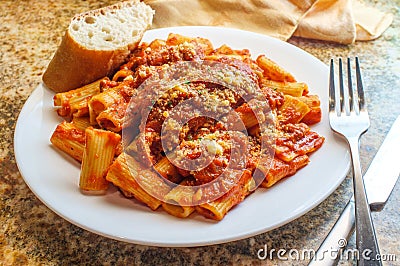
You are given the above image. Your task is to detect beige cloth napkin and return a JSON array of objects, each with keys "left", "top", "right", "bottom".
[{"left": 143, "top": 0, "right": 393, "bottom": 44}]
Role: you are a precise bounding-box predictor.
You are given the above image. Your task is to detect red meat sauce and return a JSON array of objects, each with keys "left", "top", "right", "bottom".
[{"left": 99, "top": 34, "right": 322, "bottom": 189}]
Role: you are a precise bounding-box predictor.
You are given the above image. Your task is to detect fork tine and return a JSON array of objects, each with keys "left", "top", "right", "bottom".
[
  {"left": 338, "top": 58, "right": 345, "bottom": 113},
  {"left": 347, "top": 58, "right": 354, "bottom": 113},
  {"left": 355, "top": 57, "right": 367, "bottom": 112},
  {"left": 329, "top": 59, "right": 336, "bottom": 114}
]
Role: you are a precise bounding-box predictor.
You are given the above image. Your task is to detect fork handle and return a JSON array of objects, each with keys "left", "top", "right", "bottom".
[{"left": 348, "top": 137, "right": 382, "bottom": 266}]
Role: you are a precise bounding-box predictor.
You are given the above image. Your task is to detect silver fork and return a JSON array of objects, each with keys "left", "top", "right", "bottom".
[{"left": 329, "top": 57, "right": 381, "bottom": 266}]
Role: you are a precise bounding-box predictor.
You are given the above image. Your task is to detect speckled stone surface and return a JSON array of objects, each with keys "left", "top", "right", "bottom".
[{"left": 1, "top": 1, "right": 399, "bottom": 265}]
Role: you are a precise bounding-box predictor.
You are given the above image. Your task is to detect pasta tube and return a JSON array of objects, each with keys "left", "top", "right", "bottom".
[
  {"left": 259, "top": 155, "right": 309, "bottom": 188},
  {"left": 79, "top": 127, "right": 121, "bottom": 194},
  {"left": 162, "top": 179, "right": 196, "bottom": 218},
  {"left": 275, "top": 128, "right": 325, "bottom": 162},
  {"left": 195, "top": 170, "right": 254, "bottom": 221},
  {"left": 153, "top": 156, "right": 182, "bottom": 184},
  {"left": 50, "top": 121, "right": 85, "bottom": 162},
  {"left": 88, "top": 85, "right": 126, "bottom": 125},
  {"left": 262, "top": 80, "right": 308, "bottom": 97},
  {"left": 256, "top": 55, "right": 296, "bottom": 82},
  {"left": 298, "top": 95, "right": 322, "bottom": 125},
  {"left": 277, "top": 95, "right": 310, "bottom": 124},
  {"left": 53, "top": 78, "right": 102, "bottom": 117},
  {"left": 106, "top": 153, "right": 169, "bottom": 210},
  {"left": 234, "top": 99, "right": 271, "bottom": 130},
  {"left": 96, "top": 102, "right": 128, "bottom": 132}
]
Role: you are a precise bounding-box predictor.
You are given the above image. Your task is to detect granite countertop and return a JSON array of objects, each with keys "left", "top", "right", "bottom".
[{"left": 1, "top": 1, "right": 399, "bottom": 265}]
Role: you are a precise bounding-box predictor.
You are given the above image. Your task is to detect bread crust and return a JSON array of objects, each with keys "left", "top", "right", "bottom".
[
  {"left": 43, "top": 31, "right": 114, "bottom": 92},
  {"left": 43, "top": 1, "right": 153, "bottom": 93}
]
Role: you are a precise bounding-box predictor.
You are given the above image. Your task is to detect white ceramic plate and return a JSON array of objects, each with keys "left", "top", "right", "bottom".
[{"left": 14, "top": 26, "right": 349, "bottom": 247}]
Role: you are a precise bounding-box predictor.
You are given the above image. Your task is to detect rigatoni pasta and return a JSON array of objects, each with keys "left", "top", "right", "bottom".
[
  {"left": 106, "top": 153, "right": 168, "bottom": 210},
  {"left": 50, "top": 121, "right": 86, "bottom": 162},
  {"left": 53, "top": 78, "right": 102, "bottom": 118},
  {"left": 88, "top": 85, "right": 127, "bottom": 125},
  {"left": 50, "top": 33, "right": 324, "bottom": 221},
  {"left": 277, "top": 95, "right": 311, "bottom": 124},
  {"left": 261, "top": 79, "right": 308, "bottom": 97},
  {"left": 256, "top": 55, "right": 296, "bottom": 82},
  {"left": 195, "top": 170, "right": 254, "bottom": 221},
  {"left": 79, "top": 127, "right": 121, "bottom": 194},
  {"left": 162, "top": 179, "right": 196, "bottom": 218}
]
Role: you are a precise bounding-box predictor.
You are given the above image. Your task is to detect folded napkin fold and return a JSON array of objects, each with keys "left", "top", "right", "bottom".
[{"left": 143, "top": 0, "right": 393, "bottom": 44}]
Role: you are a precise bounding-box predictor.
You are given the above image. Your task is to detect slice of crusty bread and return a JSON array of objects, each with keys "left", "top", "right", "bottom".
[{"left": 43, "top": 0, "right": 154, "bottom": 92}]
